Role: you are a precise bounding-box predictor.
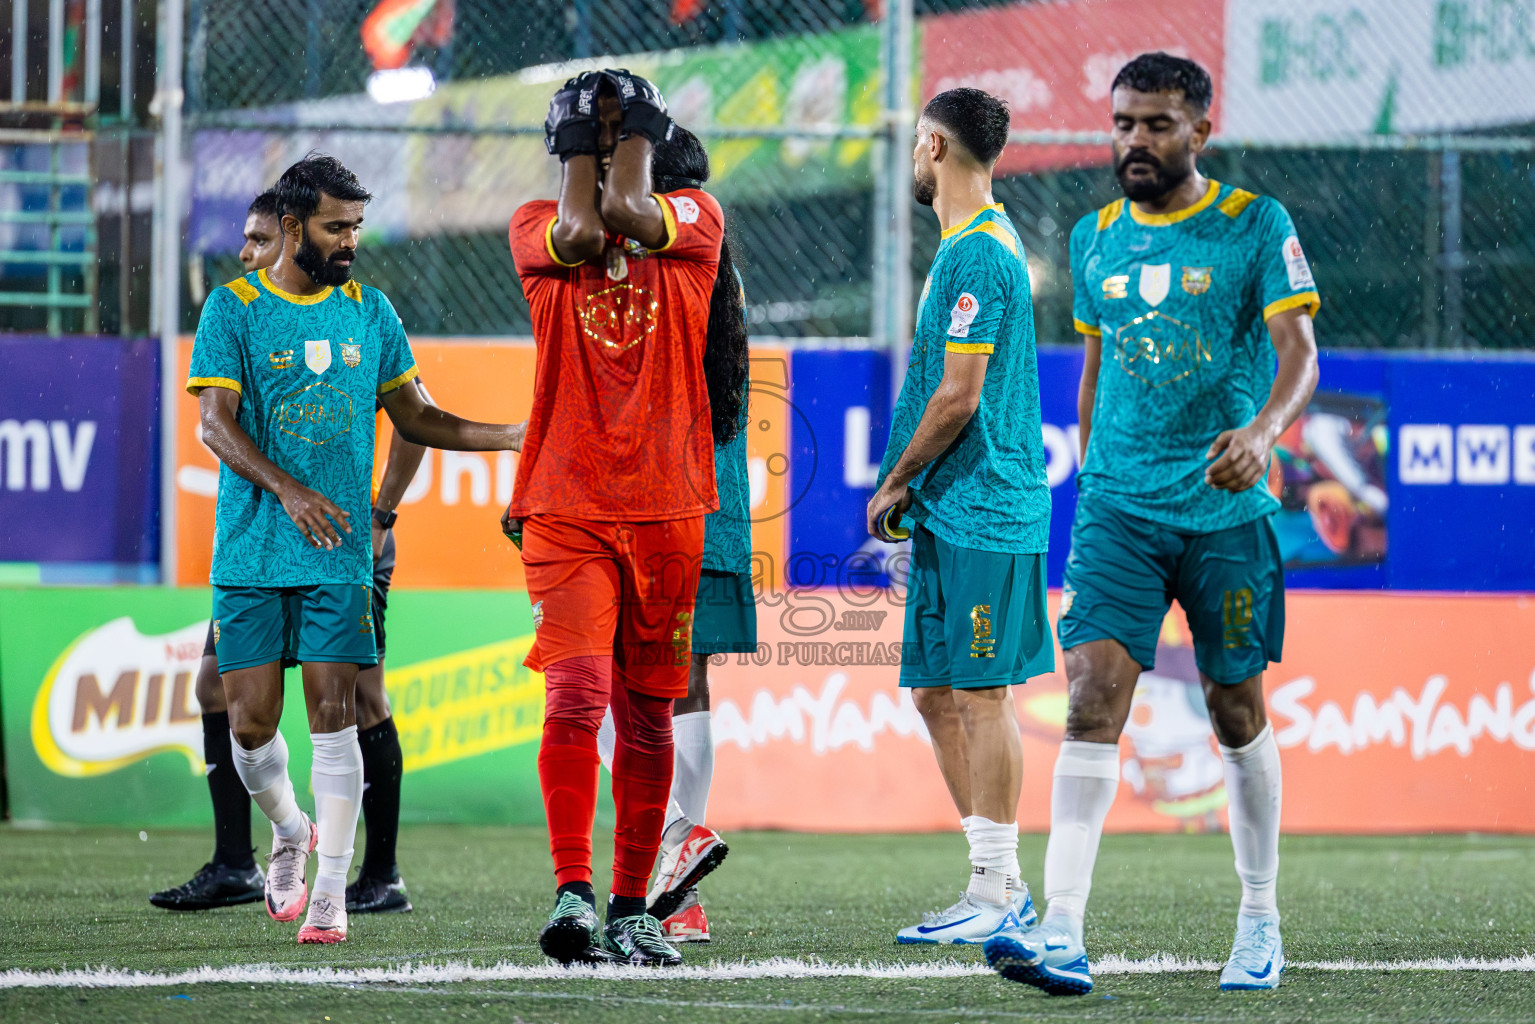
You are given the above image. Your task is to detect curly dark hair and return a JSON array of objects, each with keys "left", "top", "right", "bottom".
[
  {"left": 652, "top": 126, "right": 748, "bottom": 448},
  {"left": 923, "top": 87, "right": 1011, "bottom": 165},
  {"left": 1111, "top": 52, "right": 1213, "bottom": 114}
]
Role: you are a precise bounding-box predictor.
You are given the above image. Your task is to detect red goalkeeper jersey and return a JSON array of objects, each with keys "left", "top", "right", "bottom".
[{"left": 508, "top": 189, "right": 724, "bottom": 521}]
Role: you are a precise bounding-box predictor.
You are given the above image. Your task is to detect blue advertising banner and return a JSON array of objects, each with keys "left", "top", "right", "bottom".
[
  {"left": 0, "top": 337, "right": 160, "bottom": 576},
  {"left": 787, "top": 347, "right": 1535, "bottom": 593},
  {"left": 1389, "top": 355, "right": 1535, "bottom": 592}
]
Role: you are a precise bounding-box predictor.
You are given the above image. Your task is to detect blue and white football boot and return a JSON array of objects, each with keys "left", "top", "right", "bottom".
[
  {"left": 1218, "top": 913, "right": 1284, "bottom": 990},
  {"left": 895, "top": 890, "right": 1025, "bottom": 945},
  {"left": 983, "top": 919, "right": 1093, "bottom": 996}
]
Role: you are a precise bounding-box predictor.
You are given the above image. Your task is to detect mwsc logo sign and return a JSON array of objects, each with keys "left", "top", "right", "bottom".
[{"left": 1398, "top": 424, "right": 1535, "bottom": 485}]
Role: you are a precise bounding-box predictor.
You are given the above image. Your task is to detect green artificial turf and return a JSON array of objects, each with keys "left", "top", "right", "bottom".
[{"left": 2, "top": 826, "right": 1533, "bottom": 1022}]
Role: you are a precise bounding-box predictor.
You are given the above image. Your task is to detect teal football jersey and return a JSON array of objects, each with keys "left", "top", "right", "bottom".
[
  {"left": 703, "top": 380, "right": 752, "bottom": 574},
  {"left": 879, "top": 203, "right": 1051, "bottom": 555},
  {"left": 187, "top": 270, "right": 419, "bottom": 588},
  {"left": 1070, "top": 180, "right": 1321, "bottom": 533}
]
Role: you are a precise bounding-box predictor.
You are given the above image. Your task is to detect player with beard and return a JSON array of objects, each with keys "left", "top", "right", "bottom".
[
  {"left": 508, "top": 70, "right": 722, "bottom": 967},
  {"left": 868, "top": 87, "right": 1053, "bottom": 947},
  {"left": 154, "top": 189, "right": 427, "bottom": 917},
  {"left": 983, "top": 53, "right": 1319, "bottom": 994},
  {"left": 188, "top": 154, "right": 523, "bottom": 943}
]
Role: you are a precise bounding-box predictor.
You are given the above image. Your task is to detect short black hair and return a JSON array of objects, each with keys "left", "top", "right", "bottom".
[
  {"left": 922, "top": 88, "right": 1010, "bottom": 165},
  {"left": 1111, "top": 52, "right": 1213, "bottom": 114},
  {"left": 272, "top": 154, "right": 372, "bottom": 225},
  {"left": 247, "top": 189, "right": 280, "bottom": 220}
]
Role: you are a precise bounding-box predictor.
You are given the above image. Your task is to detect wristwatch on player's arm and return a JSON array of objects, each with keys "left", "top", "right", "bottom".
[{"left": 371, "top": 507, "right": 398, "bottom": 529}]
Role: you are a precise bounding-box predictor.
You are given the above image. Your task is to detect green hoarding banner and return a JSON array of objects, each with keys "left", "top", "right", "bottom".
[{"left": 0, "top": 588, "right": 544, "bottom": 826}]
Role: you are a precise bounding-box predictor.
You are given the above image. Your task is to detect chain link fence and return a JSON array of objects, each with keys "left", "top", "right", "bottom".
[{"left": 184, "top": 0, "right": 1535, "bottom": 349}]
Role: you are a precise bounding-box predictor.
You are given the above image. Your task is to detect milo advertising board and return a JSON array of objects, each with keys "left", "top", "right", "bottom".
[{"left": 0, "top": 588, "right": 545, "bottom": 826}]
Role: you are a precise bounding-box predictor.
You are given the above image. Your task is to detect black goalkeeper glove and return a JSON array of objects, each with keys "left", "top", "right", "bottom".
[
  {"left": 544, "top": 71, "right": 605, "bottom": 161},
  {"left": 601, "top": 68, "right": 675, "bottom": 147}
]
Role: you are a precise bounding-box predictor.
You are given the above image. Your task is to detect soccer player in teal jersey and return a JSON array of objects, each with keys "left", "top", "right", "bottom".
[
  {"left": 867, "top": 87, "right": 1053, "bottom": 947},
  {"left": 188, "top": 155, "right": 524, "bottom": 945},
  {"left": 983, "top": 54, "right": 1320, "bottom": 995}
]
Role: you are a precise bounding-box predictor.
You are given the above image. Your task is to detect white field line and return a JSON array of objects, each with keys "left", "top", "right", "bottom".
[{"left": 4, "top": 954, "right": 1535, "bottom": 989}]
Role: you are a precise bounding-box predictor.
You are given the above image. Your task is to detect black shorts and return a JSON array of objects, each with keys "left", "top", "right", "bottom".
[{"left": 202, "top": 529, "right": 396, "bottom": 663}]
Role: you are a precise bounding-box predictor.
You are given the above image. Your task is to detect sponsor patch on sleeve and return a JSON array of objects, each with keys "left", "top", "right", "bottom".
[
  {"left": 669, "top": 194, "right": 701, "bottom": 224},
  {"left": 947, "top": 292, "right": 980, "bottom": 337},
  {"left": 1282, "top": 235, "right": 1314, "bottom": 291}
]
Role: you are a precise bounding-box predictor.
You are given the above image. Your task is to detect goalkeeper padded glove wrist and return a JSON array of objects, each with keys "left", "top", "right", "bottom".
[
  {"left": 544, "top": 71, "right": 604, "bottom": 161},
  {"left": 602, "top": 68, "right": 675, "bottom": 147}
]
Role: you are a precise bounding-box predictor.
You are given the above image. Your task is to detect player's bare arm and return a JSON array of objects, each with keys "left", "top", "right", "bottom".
[
  {"left": 1205, "top": 307, "right": 1319, "bottom": 492},
  {"left": 601, "top": 134, "right": 666, "bottom": 249},
  {"left": 1076, "top": 333, "right": 1102, "bottom": 462},
  {"left": 372, "top": 425, "right": 426, "bottom": 561},
  {"left": 197, "top": 385, "right": 350, "bottom": 551},
  {"left": 866, "top": 349, "right": 989, "bottom": 536},
  {"left": 380, "top": 378, "right": 523, "bottom": 452}
]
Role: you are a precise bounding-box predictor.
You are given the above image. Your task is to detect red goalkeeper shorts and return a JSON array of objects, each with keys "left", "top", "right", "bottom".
[{"left": 520, "top": 513, "right": 705, "bottom": 699}]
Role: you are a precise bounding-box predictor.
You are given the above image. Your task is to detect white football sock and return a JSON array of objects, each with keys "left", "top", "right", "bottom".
[
  {"left": 230, "top": 729, "right": 307, "bottom": 843},
  {"left": 964, "top": 816, "right": 1020, "bottom": 906},
  {"left": 310, "top": 726, "right": 364, "bottom": 902},
  {"left": 670, "top": 711, "right": 714, "bottom": 826},
  {"left": 596, "top": 708, "right": 616, "bottom": 773},
  {"left": 662, "top": 800, "right": 693, "bottom": 851},
  {"left": 1043, "top": 740, "right": 1120, "bottom": 939},
  {"left": 1221, "top": 723, "right": 1282, "bottom": 920}
]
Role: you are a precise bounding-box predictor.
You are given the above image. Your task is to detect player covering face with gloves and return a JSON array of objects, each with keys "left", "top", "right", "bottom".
[{"left": 508, "top": 69, "right": 726, "bottom": 969}]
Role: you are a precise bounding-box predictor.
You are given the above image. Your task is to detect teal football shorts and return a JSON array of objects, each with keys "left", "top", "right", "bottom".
[
  {"left": 899, "top": 525, "right": 1054, "bottom": 689},
  {"left": 691, "top": 569, "right": 758, "bottom": 656},
  {"left": 1057, "top": 493, "right": 1285, "bottom": 685},
  {"left": 212, "top": 583, "right": 379, "bottom": 673}
]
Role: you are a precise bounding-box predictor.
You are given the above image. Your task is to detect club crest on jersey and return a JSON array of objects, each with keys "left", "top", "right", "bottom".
[
  {"left": 305, "top": 339, "right": 331, "bottom": 374},
  {"left": 340, "top": 342, "right": 361, "bottom": 368},
  {"left": 1138, "top": 264, "right": 1171, "bottom": 306},
  {"left": 948, "top": 292, "right": 980, "bottom": 337},
  {"left": 1181, "top": 266, "right": 1213, "bottom": 295}
]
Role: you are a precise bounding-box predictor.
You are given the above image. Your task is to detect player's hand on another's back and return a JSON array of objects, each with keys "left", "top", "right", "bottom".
[
  {"left": 601, "top": 68, "right": 674, "bottom": 145},
  {"left": 544, "top": 71, "right": 605, "bottom": 161},
  {"left": 277, "top": 481, "right": 350, "bottom": 550},
  {"left": 509, "top": 419, "right": 527, "bottom": 452},
  {"left": 1205, "top": 422, "right": 1276, "bottom": 493}
]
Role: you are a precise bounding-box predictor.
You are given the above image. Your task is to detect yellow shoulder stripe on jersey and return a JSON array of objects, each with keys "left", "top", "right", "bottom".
[
  {"left": 186, "top": 376, "right": 242, "bottom": 396},
  {"left": 1218, "top": 188, "right": 1259, "bottom": 219},
  {"left": 1096, "top": 199, "right": 1125, "bottom": 231},
  {"left": 544, "top": 215, "right": 585, "bottom": 268},
  {"left": 341, "top": 280, "right": 363, "bottom": 303},
  {"left": 224, "top": 278, "right": 260, "bottom": 305},
  {"left": 1263, "top": 291, "right": 1321, "bottom": 321},
  {"left": 941, "top": 202, "right": 1006, "bottom": 240},
  {"left": 258, "top": 268, "right": 332, "bottom": 305},
  {"left": 652, "top": 193, "right": 679, "bottom": 252},
  {"left": 1073, "top": 318, "right": 1103, "bottom": 337},
  {"left": 955, "top": 220, "right": 1019, "bottom": 256},
  {"left": 946, "top": 341, "right": 994, "bottom": 354},
  {"left": 378, "top": 365, "right": 421, "bottom": 395}
]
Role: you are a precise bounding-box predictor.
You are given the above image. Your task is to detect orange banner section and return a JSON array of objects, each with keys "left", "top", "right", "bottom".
[
  {"left": 706, "top": 591, "right": 1535, "bottom": 834},
  {"left": 175, "top": 339, "right": 789, "bottom": 588}
]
